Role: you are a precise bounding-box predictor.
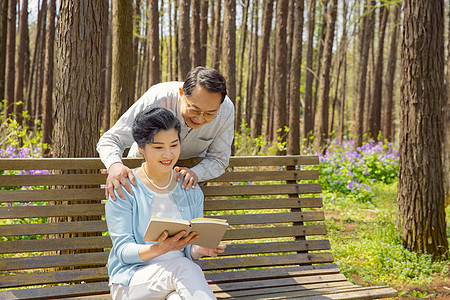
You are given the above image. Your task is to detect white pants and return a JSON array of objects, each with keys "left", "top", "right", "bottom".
[{"left": 110, "top": 257, "right": 216, "bottom": 300}]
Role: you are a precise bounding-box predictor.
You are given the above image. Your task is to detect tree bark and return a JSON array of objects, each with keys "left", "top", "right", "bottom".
[
  {"left": 354, "top": 0, "right": 375, "bottom": 146},
  {"left": 314, "top": 0, "right": 337, "bottom": 152},
  {"left": 42, "top": 0, "right": 56, "bottom": 157},
  {"left": 190, "top": 0, "right": 201, "bottom": 68},
  {"left": 368, "top": 5, "right": 388, "bottom": 140},
  {"left": 303, "top": 0, "right": 316, "bottom": 145},
  {"left": 148, "top": 0, "right": 160, "bottom": 86},
  {"left": 178, "top": 0, "right": 191, "bottom": 79},
  {"left": 0, "top": 0, "right": 7, "bottom": 103},
  {"left": 251, "top": 0, "right": 274, "bottom": 139},
  {"left": 3, "top": 0, "right": 16, "bottom": 120},
  {"left": 199, "top": 0, "right": 209, "bottom": 67},
  {"left": 100, "top": 0, "right": 109, "bottom": 131},
  {"left": 398, "top": 0, "right": 448, "bottom": 259},
  {"left": 383, "top": 3, "right": 400, "bottom": 141},
  {"left": 235, "top": 0, "right": 249, "bottom": 131},
  {"left": 273, "top": 0, "right": 289, "bottom": 153},
  {"left": 444, "top": 2, "right": 450, "bottom": 206},
  {"left": 245, "top": 0, "right": 258, "bottom": 130},
  {"left": 34, "top": 0, "right": 48, "bottom": 133},
  {"left": 287, "top": 0, "right": 305, "bottom": 155},
  {"left": 111, "top": 0, "right": 135, "bottom": 125},
  {"left": 222, "top": 0, "right": 236, "bottom": 104},
  {"left": 337, "top": 0, "right": 349, "bottom": 142},
  {"left": 210, "top": 0, "right": 222, "bottom": 70},
  {"left": 102, "top": 11, "right": 112, "bottom": 131},
  {"left": 14, "top": 0, "right": 28, "bottom": 127}
]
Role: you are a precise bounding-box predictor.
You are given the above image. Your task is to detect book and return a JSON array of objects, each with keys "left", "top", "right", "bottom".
[{"left": 143, "top": 216, "right": 229, "bottom": 249}]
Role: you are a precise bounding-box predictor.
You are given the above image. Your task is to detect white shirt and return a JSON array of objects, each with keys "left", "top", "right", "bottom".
[{"left": 96, "top": 81, "right": 235, "bottom": 182}]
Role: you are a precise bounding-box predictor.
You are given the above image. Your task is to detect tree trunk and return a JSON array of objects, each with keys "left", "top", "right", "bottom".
[
  {"left": 14, "top": 0, "right": 28, "bottom": 127},
  {"left": 314, "top": 0, "right": 337, "bottom": 152},
  {"left": 245, "top": 0, "right": 258, "bottom": 131},
  {"left": 42, "top": 0, "right": 56, "bottom": 157},
  {"left": 337, "top": 0, "right": 349, "bottom": 142},
  {"left": 178, "top": 0, "right": 190, "bottom": 79},
  {"left": 34, "top": 0, "right": 48, "bottom": 133},
  {"left": 398, "top": 0, "right": 448, "bottom": 259},
  {"left": 251, "top": 0, "right": 274, "bottom": 139},
  {"left": 111, "top": 0, "right": 134, "bottom": 125},
  {"left": 287, "top": 0, "right": 305, "bottom": 155},
  {"left": 100, "top": 0, "right": 109, "bottom": 131},
  {"left": 444, "top": 1, "right": 450, "bottom": 206},
  {"left": 102, "top": 11, "right": 112, "bottom": 131},
  {"left": 354, "top": 0, "right": 375, "bottom": 146},
  {"left": 199, "top": 0, "right": 209, "bottom": 67},
  {"left": 3, "top": 0, "right": 16, "bottom": 120},
  {"left": 0, "top": 0, "right": 7, "bottom": 102},
  {"left": 285, "top": 0, "right": 295, "bottom": 115},
  {"left": 148, "top": 0, "right": 160, "bottom": 86},
  {"left": 235, "top": 0, "right": 249, "bottom": 131},
  {"left": 173, "top": 0, "right": 178, "bottom": 80},
  {"left": 303, "top": 0, "right": 316, "bottom": 145},
  {"left": 273, "top": 0, "right": 289, "bottom": 154},
  {"left": 368, "top": 5, "right": 388, "bottom": 140},
  {"left": 383, "top": 3, "right": 400, "bottom": 141},
  {"left": 222, "top": 0, "right": 236, "bottom": 104},
  {"left": 210, "top": 0, "right": 222, "bottom": 70},
  {"left": 190, "top": 0, "right": 201, "bottom": 69}
]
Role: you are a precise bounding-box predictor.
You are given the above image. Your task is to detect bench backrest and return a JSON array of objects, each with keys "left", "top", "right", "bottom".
[{"left": 0, "top": 156, "right": 331, "bottom": 298}]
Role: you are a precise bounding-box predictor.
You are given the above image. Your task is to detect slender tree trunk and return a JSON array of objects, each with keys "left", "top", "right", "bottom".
[
  {"left": 303, "top": 0, "right": 316, "bottom": 145},
  {"left": 3, "top": 0, "right": 16, "bottom": 120},
  {"left": 273, "top": 0, "right": 289, "bottom": 154},
  {"left": 314, "top": 0, "right": 337, "bottom": 152},
  {"left": 173, "top": 0, "right": 178, "bottom": 80},
  {"left": 354, "top": 0, "right": 375, "bottom": 146},
  {"left": 368, "top": 5, "right": 388, "bottom": 140},
  {"left": 287, "top": 0, "right": 305, "bottom": 155},
  {"left": 190, "top": 0, "right": 201, "bottom": 68},
  {"left": 398, "top": 0, "right": 448, "bottom": 259},
  {"left": 245, "top": 0, "right": 258, "bottom": 130},
  {"left": 42, "top": 0, "right": 56, "bottom": 157},
  {"left": 14, "top": 0, "right": 28, "bottom": 127},
  {"left": 210, "top": 0, "right": 222, "bottom": 70},
  {"left": 178, "top": 0, "right": 190, "bottom": 79},
  {"left": 102, "top": 12, "right": 112, "bottom": 131},
  {"left": 222, "top": 0, "right": 236, "bottom": 104},
  {"left": 444, "top": 1, "right": 450, "bottom": 206},
  {"left": 199, "top": 0, "right": 208, "bottom": 67},
  {"left": 0, "top": 0, "right": 7, "bottom": 102},
  {"left": 337, "top": 0, "right": 348, "bottom": 142},
  {"left": 148, "top": 0, "right": 160, "bottom": 86},
  {"left": 251, "top": 0, "right": 274, "bottom": 139},
  {"left": 111, "top": 0, "right": 134, "bottom": 125},
  {"left": 100, "top": 0, "right": 109, "bottom": 131},
  {"left": 383, "top": 3, "right": 400, "bottom": 141},
  {"left": 34, "top": 0, "right": 48, "bottom": 133},
  {"left": 285, "top": 0, "right": 295, "bottom": 114},
  {"left": 236, "top": 0, "right": 249, "bottom": 131}
]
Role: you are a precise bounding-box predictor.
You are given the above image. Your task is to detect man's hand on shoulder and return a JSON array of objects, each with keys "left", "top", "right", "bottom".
[
  {"left": 174, "top": 166, "right": 198, "bottom": 190},
  {"left": 106, "top": 162, "right": 136, "bottom": 201}
]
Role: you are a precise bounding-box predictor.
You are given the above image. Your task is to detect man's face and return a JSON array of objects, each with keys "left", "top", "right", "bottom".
[{"left": 180, "top": 85, "right": 222, "bottom": 129}]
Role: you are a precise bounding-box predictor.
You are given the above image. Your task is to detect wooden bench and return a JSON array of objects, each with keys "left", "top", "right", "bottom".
[{"left": 0, "top": 156, "right": 397, "bottom": 300}]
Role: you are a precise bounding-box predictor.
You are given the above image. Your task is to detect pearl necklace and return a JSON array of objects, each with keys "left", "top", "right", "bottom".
[{"left": 142, "top": 163, "right": 173, "bottom": 190}]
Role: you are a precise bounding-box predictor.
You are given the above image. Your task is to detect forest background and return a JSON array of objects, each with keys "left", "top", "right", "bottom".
[{"left": 1, "top": 0, "right": 450, "bottom": 298}]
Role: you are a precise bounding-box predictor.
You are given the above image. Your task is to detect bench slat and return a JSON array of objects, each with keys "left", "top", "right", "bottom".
[
  {"left": 1, "top": 267, "right": 109, "bottom": 289},
  {"left": 219, "top": 240, "right": 331, "bottom": 256},
  {"left": 0, "top": 252, "right": 109, "bottom": 272},
  {"left": 0, "top": 204, "right": 105, "bottom": 219},
  {"left": 223, "top": 224, "right": 328, "bottom": 240},
  {"left": 209, "top": 274, "right": 348, "bottom": 293},
  {"left": 0, "top": 221, "right": 107, "bottom": 236},
  {"left": 0, "top": 281, "right": 110, "bottom": 300},
  {"left": 203, "top": 183, "right": 321, "bottom": 196},
  {"left": 204, "top": 197, "right": 323, "bottom": 210},
  {"left": 0, "top": 188, "right": 105, "bottom": 202},
  {"left": 205, "top": 264, "right": 341, "bottom": 283},
  {"left": 198, "top": 252, "right": 334, "bottom": 270},
  {"left": 0, "top": 170, "right": 319, "bottom": 187},
  {"left": 0, "top": 236, "right": 111, "bottom": 254}
]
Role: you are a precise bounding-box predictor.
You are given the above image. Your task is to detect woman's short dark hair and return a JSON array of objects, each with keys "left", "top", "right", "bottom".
[
  {"left": 132, "top": 107, "right": 181, "bottom": 148},
  {"left": 182, "top": 66, "right": 227, "bottom": 103}
]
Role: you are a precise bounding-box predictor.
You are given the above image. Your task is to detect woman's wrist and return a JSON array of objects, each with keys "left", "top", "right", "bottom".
[{"left": 190, "top": 245, "right": 203, "bottom": 260}]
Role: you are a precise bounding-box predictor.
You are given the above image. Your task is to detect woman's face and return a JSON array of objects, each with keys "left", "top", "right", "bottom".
[{"left": 138, "top": 128, "right": 181, "bottom": 174}]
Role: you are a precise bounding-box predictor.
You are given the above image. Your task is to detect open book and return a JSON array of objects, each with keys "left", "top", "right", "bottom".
[{"left": 143, "top": 216, "right": 229, "bottom": 249}]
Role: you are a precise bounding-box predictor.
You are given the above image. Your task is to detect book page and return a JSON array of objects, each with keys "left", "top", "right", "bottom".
[
  {"left": 143, "top": 216, "right": 191, "bottom": 242},
  {"left": 191, "top": 220, "right": 228, "bottom": 249}
]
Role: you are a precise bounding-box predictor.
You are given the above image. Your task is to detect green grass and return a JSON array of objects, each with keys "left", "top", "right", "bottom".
[{"left": 320, "top": 182, "right": 450, "bottom": 295}]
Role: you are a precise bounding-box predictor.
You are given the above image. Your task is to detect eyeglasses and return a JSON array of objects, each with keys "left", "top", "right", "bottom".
[{"left": 183, "top": 97, "right": 219, "bottom": 120}]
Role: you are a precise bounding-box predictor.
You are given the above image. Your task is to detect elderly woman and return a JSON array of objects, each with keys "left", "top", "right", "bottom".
[{"left": 105, "top": 107, "right": 225, "bottom": 300}]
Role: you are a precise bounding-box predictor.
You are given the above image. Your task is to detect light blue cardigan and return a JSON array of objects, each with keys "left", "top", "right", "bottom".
[{"left": 105, "top": 169, "right": 204, "bottom": 286}]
